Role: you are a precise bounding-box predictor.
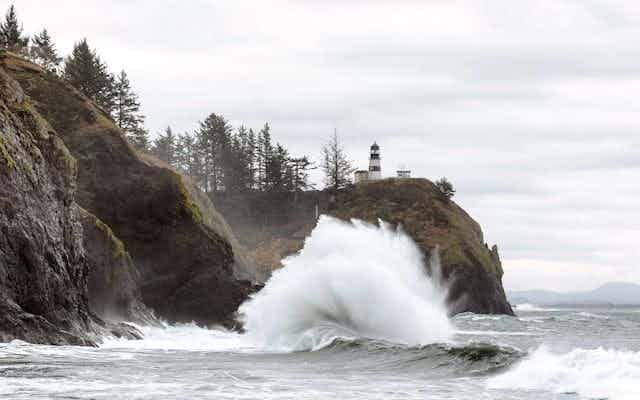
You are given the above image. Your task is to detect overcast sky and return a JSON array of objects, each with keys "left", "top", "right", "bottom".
[{"left": 13, "top": 0, "right": 640, "bottom": 291}]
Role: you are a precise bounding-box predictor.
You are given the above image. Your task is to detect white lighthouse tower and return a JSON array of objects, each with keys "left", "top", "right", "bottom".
[{"left": 368, "top": 142, "right": 382, "bottom": 180}]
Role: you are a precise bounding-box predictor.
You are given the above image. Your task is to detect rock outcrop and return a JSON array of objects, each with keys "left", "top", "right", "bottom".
[
  {"left": 79, "top": 208, "right": 155, "bottom": 324},
  {"left": 1, "top": 52, "right": 261, "bottom": 328},
  {"left": 0, "top": 61, "right": 145, "bottom": 344},
  {"left": 213, "top": 179, "right": 514, "bottom": 315},
  {"left": 328, "top": 179, "right": 513, "bottom": 315},
  {"left": 0, "top": 66, "right": 94, "bottom": 345}
]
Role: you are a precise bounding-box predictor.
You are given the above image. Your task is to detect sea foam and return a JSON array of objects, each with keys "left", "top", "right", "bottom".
[
  {"left": 488, "top": 346, "right": 640, "bottom": 400},
  {"left": 239, "top": 216, "right": 452, "bottom": 351}
]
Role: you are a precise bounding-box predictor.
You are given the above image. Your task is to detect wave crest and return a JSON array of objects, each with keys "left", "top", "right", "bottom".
[{"left": 489, "top": 346, "right": 640, "bottom": 400}]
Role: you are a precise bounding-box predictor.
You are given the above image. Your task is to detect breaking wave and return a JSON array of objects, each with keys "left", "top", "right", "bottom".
[
  {"left": 488, "top": 346, "right": 640, "bottom": 400},
  {"left": 514, "top": 303, "right": 557, "bottom": 312},
  {"left": 239, "top": 216, "right": 452, "bottom": 351}
]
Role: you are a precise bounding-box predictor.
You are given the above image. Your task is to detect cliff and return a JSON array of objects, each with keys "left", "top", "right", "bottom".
[
  {"left": 79, "top": 208, "right": 155, "bottom": 324},
  {"left": 213, "top": 179, "right": 514, "bottom": 315},
  {"left": 0, "top": 64, "right": 143, "bottom": 344},
  {"left": 0, "top": 66, "right": 94, "bottom": 344},
  {"left": 328, "top": 179, "right": 513, "bottom": 315},
  {"left": 1, "top": 52, "right": 260, "bottom": 329}
]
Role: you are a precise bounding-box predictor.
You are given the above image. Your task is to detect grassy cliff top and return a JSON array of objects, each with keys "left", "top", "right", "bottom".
[{"left": 329, "top": 178, "right": 503, "bottom": 277}]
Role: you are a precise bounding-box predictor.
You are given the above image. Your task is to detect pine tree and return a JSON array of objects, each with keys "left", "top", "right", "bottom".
[
  {"left": 0, "top": 5, "right": 28, "bottom": 54},
  {"left": 28, "top": 29, "right": 61, "bottom": 72},
  {"left": 246, "top": 128, "right": 257, "bottom": 189},
  {"left": 152, "top": 126, "right": 177, "bottom": 167},
  {"left": 322, "top": 131, "right": 355, "bottom": 190},
  {"left": 256, "top": 123, "right": 272, "bottom": 190},
  {"left": 435, "top": 177, "right": 455, "bottom": 199},
  {"left": 92, "top": 57, "right": 116, "bottom": 113},
  {"left": 129, "top": 127, "right": 151, "bottom": 152},
  {"left": 289, "top": 156, "right": 314, "bottom": 192},
  {"left": 64, "top": 39, "right": 116, "bottom": 113},
  {"left": 114, "top": 70, "right": 144, "bottom": 137},
  {"left": 176, "top": 133, "right": 204, "bottom": 187},
  {"left": 267, "top": 143, "right": 289, "bottom": 192},
  {"left": 197, "top": 113, "right": 232, "bottom": 192},
  {"left": 235, "top": 125, "right": 254, "bottom": 192}
]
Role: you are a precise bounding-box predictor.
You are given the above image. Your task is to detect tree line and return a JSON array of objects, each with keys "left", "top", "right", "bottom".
[
  {"left": 152, "top": 118, "right": 315, "bottom": 194},
  {"left": 1, "top": 4, "right": 362, "bottom": 193}
]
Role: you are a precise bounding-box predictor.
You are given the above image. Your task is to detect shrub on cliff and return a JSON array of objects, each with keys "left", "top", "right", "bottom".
[{"left": 435, "top": 177, "right": 455, "bottom": 199}]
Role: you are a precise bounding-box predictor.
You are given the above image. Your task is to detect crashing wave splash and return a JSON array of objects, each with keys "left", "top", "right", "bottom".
[{"left": 239, "top": 216, "right": 452, "bottom": 352}]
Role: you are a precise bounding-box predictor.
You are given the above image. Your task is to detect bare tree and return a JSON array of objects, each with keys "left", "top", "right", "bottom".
[{"left": 322, "top": 130, "right": 355, "bottom": 190}]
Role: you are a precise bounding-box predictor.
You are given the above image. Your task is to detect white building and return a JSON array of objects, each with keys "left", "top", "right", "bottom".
[
  {"left": 354, "top": 142, "right": 382, "bottom": 183},
  {"left": 354, "top": 170, "right": 369, "bottom": 184}
]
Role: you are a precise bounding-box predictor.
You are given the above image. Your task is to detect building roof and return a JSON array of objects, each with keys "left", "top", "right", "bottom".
[{"left": 370, "top": 142, "right": 380, "bottom": 150}]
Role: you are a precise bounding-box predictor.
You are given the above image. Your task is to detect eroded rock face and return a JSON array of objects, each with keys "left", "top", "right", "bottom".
[
  {"left": 79, "top": 208, "right": 155, "bottom": 324},
  {"left": 1, "top": 53, "right": 260, "bottom": 327},
  {"left": 0, "top": 66, "right": 93, "bottom": 344}
]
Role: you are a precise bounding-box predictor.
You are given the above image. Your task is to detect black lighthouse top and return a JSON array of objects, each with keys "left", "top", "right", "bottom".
[{"left": 370, "top": 142, "right": 380, "bottom": 151}]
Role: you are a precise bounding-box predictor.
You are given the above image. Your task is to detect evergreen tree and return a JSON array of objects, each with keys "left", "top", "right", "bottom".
[
  {"left": 197, "top": 113, "right": 232, "bottom": 192},
  {"left": 114, "top": 70, "right": 144, "bottom": 137},
  {"left": 256, "top": 123, "right": 272, "bottom": 190},
  {"left": 223, "top": 134, "right": 247, "bottom": 193},
  {"left": 234, "top": 125, "right": 255, "bottom": 192},
  {"left": 172, "top": 132, "right": 206, "bottom": 188},
  {"left": 266, "top": 144, "right": 289, "bottom": 191},
  {"left": 28, "top": 29, "right": 61, "bottom": 72},
  {"left": 0, "top": 5, "right": 28, "bottom": 54},
  {"left": 435, "top": 177, "right": 455, "bottom": 199},
  {"left": 246, "top": 128, "right": 257, "bottom": 189},
  {"left": 92, "top": 58, "right": 116, "bottom": 113},
  {"left": 64, "top": 39, "right": 116, "bottom": 112},
  {"left": 289, "top": 156, "right": 314, "bottom": 192},
  {"left": 128, "top": 127, "right": 151, "bottom": 152},
  {"left": 322, "top": 131, "right": 355, "bottom": 190},
  {"left": 152, "top": 126, "right": 177, "bottom": 167}
]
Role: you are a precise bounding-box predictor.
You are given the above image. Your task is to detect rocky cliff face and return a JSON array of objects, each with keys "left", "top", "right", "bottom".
[
  {"left": 0, "top": 66, "right": 93, "bottom": 344},
  {"left": 0, "top": 61, "right": 146, "bottom": 344},
  {"left": 214, "top": 180, "right": 514, "bottom": 316},
  {"left": 79, "top": 208, "right": 155, "bottom": 324},
  {"left": 1, "top": 52, "right": 260, "bottom": 328}
]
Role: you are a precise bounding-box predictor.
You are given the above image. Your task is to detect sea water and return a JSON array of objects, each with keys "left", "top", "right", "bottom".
[{"left": 1, "top": 216, "right": 639, "bottom": 399}]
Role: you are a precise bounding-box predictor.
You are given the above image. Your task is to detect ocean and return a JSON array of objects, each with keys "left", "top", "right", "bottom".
[
  {"left": 1, "top": 217, "right": 638, "bottom": 399},
  {"left": 1, "top": 307, "right": 639, "bottom": 399}
]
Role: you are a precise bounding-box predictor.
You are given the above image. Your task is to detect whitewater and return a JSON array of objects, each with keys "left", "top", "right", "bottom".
[{"left": 1, "top": 216, "right": 639, "bottom": 400}]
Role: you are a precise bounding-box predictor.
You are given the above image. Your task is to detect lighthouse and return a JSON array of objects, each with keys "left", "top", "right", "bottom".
[{"left": 368, "top": 142, "right": 381, "bottom": 180}]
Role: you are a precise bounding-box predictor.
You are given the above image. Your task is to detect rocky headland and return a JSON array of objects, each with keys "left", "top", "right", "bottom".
[
  {"left": 213, "top": 179, "right": 514, "bottom": 316},
  {"left": 1, "top": 51, "right": 512, "bottom": 345}
]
